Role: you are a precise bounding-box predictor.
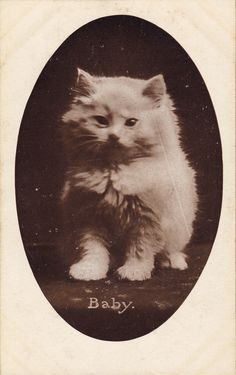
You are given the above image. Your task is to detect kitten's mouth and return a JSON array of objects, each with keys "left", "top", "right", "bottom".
[
  {"left": 104, "top": 141, "right": 127, "bottom": 155},
  {"left": 108, "top": 140, "right": 122, "bottom": 148},
  {"left": 74, "top": 136, "right": 154, "bottom": 167}
]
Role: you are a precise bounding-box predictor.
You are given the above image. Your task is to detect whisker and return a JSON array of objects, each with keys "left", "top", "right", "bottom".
[
  {"left": 77, "top": 140, "right": 98, "bottom": 146},
  {"left": 76, "top": 140, "right": 106, "bottom": 148},
  {"left": 77, "top": 134, "right": 98, "bottom": 139},
  {"left": 77, "top": 134, "right": 97, "bottom": 139}
]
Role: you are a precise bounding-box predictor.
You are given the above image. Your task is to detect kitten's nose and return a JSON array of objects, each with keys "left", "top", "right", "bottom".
[{"left": 109, "top": 133, "right": 120, "bottom": 142}]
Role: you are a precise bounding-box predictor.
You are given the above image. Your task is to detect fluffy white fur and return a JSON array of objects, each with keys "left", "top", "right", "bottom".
[{"left": 69, "top": 238, "right": 110, "bottom": 281}]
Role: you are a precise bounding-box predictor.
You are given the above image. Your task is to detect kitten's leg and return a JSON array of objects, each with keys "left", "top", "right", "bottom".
[
  {"left": 161, "top": 217, "right": 191, "bottom": 270},
  {"left": 117, "top": 246, "right": 154, "bottom": 281},
  {"left": 117, "top": 222, "right": 164, "bottom": 281},
  {"left": 69, "top": 233, "right": 110, "bottom": 281}
]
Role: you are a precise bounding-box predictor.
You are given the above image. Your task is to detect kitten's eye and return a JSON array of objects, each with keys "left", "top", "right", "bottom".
[
  {"left": 93, "top": 115, "right": 109, "bottom": 127},
  {"left": 125, "top": 118, "right": 138, "bottom": 127}
]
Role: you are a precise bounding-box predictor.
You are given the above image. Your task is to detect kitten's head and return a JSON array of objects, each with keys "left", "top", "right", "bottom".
[{"left": 61, "top": 69, "right": 174, "bottom": 166}]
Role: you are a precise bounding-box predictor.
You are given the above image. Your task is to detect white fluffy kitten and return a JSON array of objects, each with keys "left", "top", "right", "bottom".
[{"left": 59, "top": 69, "right": 198, "bottom": 281}]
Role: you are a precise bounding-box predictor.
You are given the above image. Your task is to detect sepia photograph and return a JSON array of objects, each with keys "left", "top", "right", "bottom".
[
  {"left": 15, "top": 15, "right": 223, "bottom": 341},
  {"left": 1, "top": 1, "right": 235, "bottom": 374}
]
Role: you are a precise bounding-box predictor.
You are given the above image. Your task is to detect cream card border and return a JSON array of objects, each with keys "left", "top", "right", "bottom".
[{"left": 1, "top": 1, "right": 235, "bottom": 374}]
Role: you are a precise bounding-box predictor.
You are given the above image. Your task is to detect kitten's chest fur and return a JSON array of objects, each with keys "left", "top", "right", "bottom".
[
  {"left": 70, "top": 161, "right": 146, "bottom": 201},
  {"left": 65, "top": 161, "right": 157, "bottom": 228}
]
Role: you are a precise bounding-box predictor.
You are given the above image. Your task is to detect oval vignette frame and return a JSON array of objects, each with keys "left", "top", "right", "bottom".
[{"left": 15, "top": 15, "right": 222, "bottom": 341}]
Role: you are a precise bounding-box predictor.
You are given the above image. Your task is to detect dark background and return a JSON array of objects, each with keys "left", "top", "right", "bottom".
[{"left": 15, "top": 16, "right": 222, "bottom": 341}]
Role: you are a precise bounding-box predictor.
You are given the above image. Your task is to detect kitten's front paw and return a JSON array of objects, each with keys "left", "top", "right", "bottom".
[
  {"left": 117, "top": 262, "right": 152, "bottom": 281},
  {"left": 168, "top": 252, "right": 188, "bottom": 270},
  {"left": 69, "top": 260, "right": 108, "bottom": 281}
]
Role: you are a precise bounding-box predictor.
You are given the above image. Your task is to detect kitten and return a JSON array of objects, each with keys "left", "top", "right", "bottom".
[{"left": 59, "top": 68, "right": 198, "bottom": 281}]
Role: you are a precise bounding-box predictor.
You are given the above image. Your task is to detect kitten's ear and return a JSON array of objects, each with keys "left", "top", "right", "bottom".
[
  {"left": 75, "top": 68, "right": 95, "bottom": 97},
  {"left": 143, "top": 74, "right": 166, "bottom": 104}
]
